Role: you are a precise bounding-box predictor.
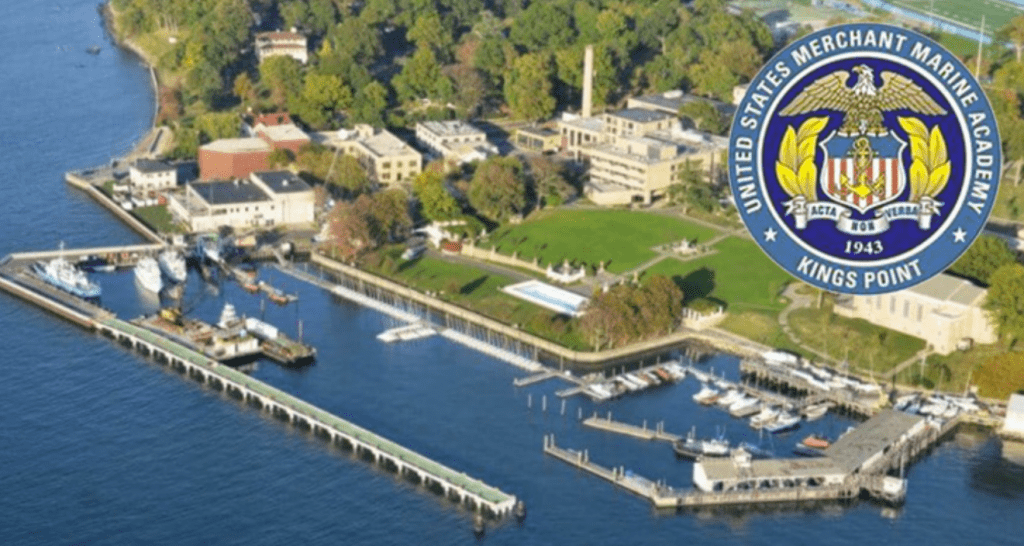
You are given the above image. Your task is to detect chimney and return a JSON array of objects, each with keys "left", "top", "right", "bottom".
[{"left": 582, "top": 44, "right": 594, "bottom": 118}]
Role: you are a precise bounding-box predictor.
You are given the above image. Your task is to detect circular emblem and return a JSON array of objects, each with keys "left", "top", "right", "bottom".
[{"left": 729, "top": 23, "right": 1000, "bottom": 294}]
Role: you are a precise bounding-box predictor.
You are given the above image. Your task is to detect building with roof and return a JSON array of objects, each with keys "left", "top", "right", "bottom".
[
  {"left": 514, "top": 126, "right": 560, "bottom": 153},
  {"left": 198, "top": 138, "right": 273, "bottom": 181},
  {"left": 693, "top": 410, "right": 925, "bottom": 493},
  {"left": 626, "top": 90, "right": 736, "bottom": 121},
  {"left": 253, "top": 120, "right": 310, "bottom": 154},
  {"left": 556, "top": 108, "right": 728, "bottom": 205},
  {"left": 834, "top": 273, "right": 997, "bottom": 354},
  {"left": 255, "top": 31, "right": 308, "bottom": 64},
  {"left": 168, "top": 171, "right": 314, "bottom": 232},
  {"left": 415, "top": 120, "right": 497, "bottom": 166},
  {"left": 129, "top": 159, "right": 177, "bottom": 191},
  {"left": 313, "top": 124, "right": 422, "bottom": 185}
]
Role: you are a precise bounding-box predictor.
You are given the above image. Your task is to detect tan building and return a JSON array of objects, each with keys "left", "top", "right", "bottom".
[
  {"left": 415, "top": 120, "right": 497, "bottom": 165},
  {"left": 129, "top": 159, "right": 177, "bottom": 191},
  {"left": 313, "top": 125, "right": 422, "bottom": 185},
  {"left": 255, "top": 31, "right": 308, "bottom": 64},
  {"left": 834, "top": 273, "right": 997, "bottom": 355},
  {"left": 514, "top": 126, "right": 560, "bottom": 153},
  {"left": 557, "top": 109, "right": 727, "bottom": 205},
  {"left": 168, "top": 171, "right": 314, "bottom": 232}
]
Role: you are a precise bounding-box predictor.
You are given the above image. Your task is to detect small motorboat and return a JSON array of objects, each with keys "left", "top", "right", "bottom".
[
  {"left": 749, "top": 406, "right": 780, "bottom": 429},
  {"left": 673, "top": 428, "right": 730, "bottom": 459},
  {"left": 765, "top": 412, "right": 801, "bottom": 434},
  {"left": 692, "top": 384, "right": 720, "bottom": 405},
  {"left": 801, "top": 434, "right": 831, "bottom": 450},
  {"left": 738, "top": 441, "right": 774, "bottom": 459},
  {"left": 716, "top": 389, "right": 743, "bottom": 407},
  {"left": 729, "top": 396, "right": 761, "bottom": 418},
  {"left": 801, "top": 402, "right": 832, "bottom": 421}
]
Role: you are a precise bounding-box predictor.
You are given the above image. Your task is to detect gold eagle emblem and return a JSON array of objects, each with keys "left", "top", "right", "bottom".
[{"left": 779, "top": 65, "right": 947, "bottom": 135}]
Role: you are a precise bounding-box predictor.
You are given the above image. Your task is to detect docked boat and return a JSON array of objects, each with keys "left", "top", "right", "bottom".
[
  {"left": 729, "top": 396, "right": 761, "bottom": 418},
  {"left": 738, "top": 441, "right": 775, "bottom": 459},
  {"left": 32, "top": 248, "right": 102, "bottom": 299},
  {"left": 765, "top": 412, "right": 802, "bottom": 434},
  {"left": 749, "top": 406, "right": 780, "bottom": 429},
  {"left": 196, "top": 234, "right": 221, "bottom": 263},
  {"left": 893, "top": 393, "right": 918, "bottom": 412},
  {"left": 673, "top": 428, "right": 730, "bottom": 459},
  {"left": 76, "top": 254, "right": 115, "bottom": 273},
  {"left": 134, "top": 256, "right": 163, "bottom": 293},
  {"left": 793, "top": 443, "right": 827, "bottom": 457},
  {"left": 716, "top": 389, "right": 743, "bottom": 407},
  {"left": 801, "top": 434, "right": 831, "bottom": 450},
  {"left": 692, "top": 384, "right": 719, "bottom": 405},
  {"left": 801, "top": 401, "right": 832, "bottom": 421},
  {"left": 158, "top": 249, "right": 187, "bottom": 283}
]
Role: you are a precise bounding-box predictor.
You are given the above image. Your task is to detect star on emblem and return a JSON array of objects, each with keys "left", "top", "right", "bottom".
[
  {"left": 952, "top": 228, "right": 966, "bottom": 243},
  {"left": 764, "top": 227, "right": 778, "bottom": 242}
]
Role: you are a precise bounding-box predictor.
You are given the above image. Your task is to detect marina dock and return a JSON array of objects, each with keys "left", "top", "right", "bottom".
[
  {"left": 739, "top": 359, "right": 882, "bottom": 417},
  {"left": 582, "top": 414, "right": 681, "bottom": 443},
  {"left": 0, "top": 247, "right": 519, "bottom": 519},
  {"left": 377, "top": 322, "right": 437, "bottom": 343}
]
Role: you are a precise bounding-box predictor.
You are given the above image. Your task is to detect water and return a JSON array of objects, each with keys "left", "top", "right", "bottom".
[{"left": 1, "top": 2, "right": 1022, "bottom": 544}]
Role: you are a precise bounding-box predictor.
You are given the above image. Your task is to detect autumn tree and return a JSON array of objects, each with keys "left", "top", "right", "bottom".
[
  {"left": 328, "top": 155, "right": 373, "bottom": 197},
  {"left": 578, "top": 275, "right": 684, "bottom": 349},
  {"left": 467, "top": 156, "right": 527, "bottom": 223},
  {"left": 985, "top": 263, "right": 1024, "bottom": 347},
  {"left": 259, "top": 55, "right": 303, "bottom": 107},
  {"left": 526, "top": 155, "right": 576, "bottom": 208}
]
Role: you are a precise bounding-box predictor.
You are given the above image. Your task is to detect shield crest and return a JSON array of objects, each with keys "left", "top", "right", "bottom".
[{"left": 819, "top": 131, "right": 907, "bottom": 214}]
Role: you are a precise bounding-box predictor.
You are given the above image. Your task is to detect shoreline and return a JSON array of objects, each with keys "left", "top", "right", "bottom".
[{"left": 99, "top": 2, "right": 161, "bottom": 132}]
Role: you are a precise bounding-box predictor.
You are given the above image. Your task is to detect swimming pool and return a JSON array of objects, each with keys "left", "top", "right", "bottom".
[{"left": 502, "top": 280, "right": 588, "bottom": 316}]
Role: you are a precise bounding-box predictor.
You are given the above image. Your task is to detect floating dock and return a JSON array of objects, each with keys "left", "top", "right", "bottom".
[
  {"left": 581, "top": 413, "right": 681, "bottom": 443},
  {"left": 378, "top": 322, "right": 437, "bottom": 343}
]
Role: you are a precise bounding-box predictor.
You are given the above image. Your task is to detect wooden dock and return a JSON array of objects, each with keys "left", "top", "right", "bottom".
[
  {"left": 582, "top": 414, "right": 681, "bottom": 443},
  {"left": 738, "top": 359, "right": 880, "bottom": 417}
]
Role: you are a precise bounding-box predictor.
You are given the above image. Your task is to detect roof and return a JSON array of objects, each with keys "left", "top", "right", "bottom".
[
  {"left": 132, "top": 159, "right": 174, "bottom": 173},
  {"left": 190, "top": 180, "right": 271, "bottom": 206},
  {"left": 256, "top": 123, "right": 310, "bottom": 143},
  {"left": 256, "top": 31, "right": 306, "bottom": 42},
  {"left": 517, "top": 126, "right": 558, "bottom": 138},
  {"left": 824, "top": 410, "right": 924, "bottom": 473},
  {"left": 608, "top": 108, "right": 673, "bottom": 123},
  {"left": 628, "top": 92, "right": 737, "bottom": 117},
  {"left": 909, "top": 273, "right": 986, "bottom": 306},
  {"left": 201, "top": 137, "right": 272, "bottom": 154},
  {"left": 254, "top": 112, "right": 292, "bottom": 126},
  {"left": 558, "top": 116, "right": 604, "bottom": 133},
  {"left": 252, "top": 171, "right": 311, "bottom": 194},
  {"left": 361, "top": 129, "right": 419, "bottom": 158},
  {"left": 417, "top": 120, "right": 485, "bottom": 138},
  {"left": 698, "top": 453, "right": 845, "bottom": 483}
]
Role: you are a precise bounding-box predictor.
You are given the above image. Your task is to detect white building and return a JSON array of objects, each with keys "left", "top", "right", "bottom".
[
  {"left": 415, "top": 120, "right": 497, "bottom": 165},
  {"left": 168, "top": 171, "right": 314, "bottom": 232},
  {"left": 834, "top": 273, "right": 997, "bottom": 355},
  {"left": 313, "top": 124, "right": 422, "bottom": 185},
  {"left": 255, "top": 31, "right": 308, "bottom": 64},
  {"left": 129, "top": 159, "right": 177, "bottom": 191}
]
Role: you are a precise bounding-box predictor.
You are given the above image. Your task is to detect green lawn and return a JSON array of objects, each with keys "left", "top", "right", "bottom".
[
  {"left": 641, "top": 236, "right": 792, "bottom": 313},
  {"left": 363, "top": 248, "right": 590, "bottom": 349},
  {"left": 992, "top": 178, "right": 1024, "bottom": 221},
  {"left": 133, "top": 205, "right": 183, "bottom": 234},
  {"left": 485, "top": 209, "right": 718, "bottom": 274},
  {"left": 718, "top": 310, "right": 806, "bottom": 354},
  {"left": 889, "top": 0, "right": 1019, "bottom": 33},
  {"left": 788, "top": 303, "right": 927, "bottom": 374},
  {"left": 891, "top": 343, "right": 1020, "bottom": 396}
]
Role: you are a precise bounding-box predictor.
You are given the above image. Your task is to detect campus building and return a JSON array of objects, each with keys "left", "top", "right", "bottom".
[
  {"left": 834, "top": 273, "right": 997, "bottom": 355},
  {"left": 255, "top": 31, "right": 308, "bottom": 64},
  {"left": 199, "top": 115, "right": 311, "bottom": 180},
  {"left": 556, "top": 109, "right": 728, "bottom": 205},
  {"left": 313, "top": 124, "right": 423, "bottom": 185},
  {"left": 129, "top": 159, "right": 177, "bottom": 191},
  {"left": 168, "top": 171, "right": 314, "bottom": 232},
  {"left": 415, "top": 120, "right": 498, "bottom": 165}
]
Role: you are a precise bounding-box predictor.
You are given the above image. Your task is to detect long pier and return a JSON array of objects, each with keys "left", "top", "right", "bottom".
[
  {"left": 582, "top": 414, "right": 681, "bottom": 443},
  {"left": 0, "top": 251, "right": 520, "bottom": 519}
]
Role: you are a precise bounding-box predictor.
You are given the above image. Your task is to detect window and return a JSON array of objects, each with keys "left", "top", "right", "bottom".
[
  {"left": 890, "top": 296, "right": 896, "bottom": 313},
  {"left": 382, "top": 162, "right": 391, "bottom": 168},
  {"left": 917, "top": 304, "right": 923, "bottom": 321},
  {"left": 903, "top": 301, "right": 909, "bottom": 318}
]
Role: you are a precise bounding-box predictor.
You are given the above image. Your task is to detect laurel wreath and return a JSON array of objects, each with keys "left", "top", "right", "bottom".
[
  {"left": 898, "top": 116, "right": 950, "bottom": 202},
  {"left": 776, "top": 117, "right": 828, "bottom": 200}
]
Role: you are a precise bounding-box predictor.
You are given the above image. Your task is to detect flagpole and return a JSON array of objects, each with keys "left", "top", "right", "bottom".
[{"left": 975, "top": 15, "right": 985, "bottom": 79}]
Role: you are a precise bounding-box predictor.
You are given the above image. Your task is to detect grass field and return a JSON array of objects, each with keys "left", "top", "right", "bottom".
[
  {"left": 993, "top": 178, "right": 1024, "bottom": 221},
  {"left": 133, "top": 205, "right": 183, "bottom": 234},
  {"left": 889, "top": 0, "right": 1021, "bottom": 34},
  {"left": 363, "top": 248, "right": 590, "bottom": 349},
  {"left": 788, "top": 303, "right": 927, "bottom": 374},
  {"left": 641, "top": 236, "right": 793, "bottom": 313},
  {"left": 486, "top": 210, "right": 718, "bottom": 274}
]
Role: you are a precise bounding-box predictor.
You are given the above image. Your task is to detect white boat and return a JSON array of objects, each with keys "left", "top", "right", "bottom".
[
  {"left": 749, "top": 406, "right": 780, "bottom": 429},
  {"left": 692, "top": 384, "right": 719, "bottom": 405},
  {"left": 940, "top": 405, "right": 959, "bottom": 420},
  {"left": 802, "top": 402, "right": 832, "bottom": 421},
  {"left": 664, "top": 363, "right": 687, "bottom": 380},
  {"left": 763, "top": 350, "right": 799, "bottom": 367},
  {"left": 765, "top": 412, "right": 802, "bottom": 434},
  {"left": 716, "top": 389, "right": 744, "bottom": 407},
  {"left": 729, "top": 396, "right": 761, "bottom": 418},
  {"left": 625, "top": 373, "right": 650, "bottom": 388},
  {"left": 32, "top": 247, "right": 102, "bottom": 299},
  {"left": 918, "top": 401, "right": 948, "bottom": 416},
  {"left": 616, "top": 376, "right": 640, "bottom": 392},
  {"left": 893, "top": 393, "right": 919, "bottom": 411},
  {"left": 196, "top": 234, "right": 221, "bottom": 263},
  {"left": 158, "top": 249, "right": 187, "bottom": 283},
  {"left": 673, "top": 428, "right": 730, "bottom": 459},
  {"left": 134, "top": 256, "right": 163, "bottom": 294}
]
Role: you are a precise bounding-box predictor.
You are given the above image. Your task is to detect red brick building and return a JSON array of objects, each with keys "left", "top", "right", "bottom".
[{"left": 198, "top": 138, "right": 273, "bottom": 180}]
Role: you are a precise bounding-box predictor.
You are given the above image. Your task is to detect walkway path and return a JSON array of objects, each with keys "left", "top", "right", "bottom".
[{"left": 777, "top": 284, "right": 838, "bottom": 365}]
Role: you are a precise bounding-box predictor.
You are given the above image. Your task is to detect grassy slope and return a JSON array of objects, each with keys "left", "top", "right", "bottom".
[{"left": 486, "top": 210, "right": 717, "bottom": 274}]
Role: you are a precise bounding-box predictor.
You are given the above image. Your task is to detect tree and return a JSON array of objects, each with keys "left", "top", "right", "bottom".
[
  {"left": 370, "top": 188, "right": 412, "bottom": 242},
  {"left": 408, "top": 12, "right": 453, "bottom": 61},
  {"left": 393, "top": 46, "right": 452, "bottom": 103},
  {"left": 196, "top": 112, "right": 239, "bottom": 141},
  {"left": 330, "top": 16, "right": 383, "bottom": 64},
  {"left": 350, "top": 81, "right": 389, "bottom": 125},
  {"left": 232, "top": 72, "right": 254, "bottom": 106},
  {"left": 183, "top": 59, "right": 222, "bottom": 107},
  {"left": 296, "top": 73, "right": 353, "bottom": 127},
  {"left": 527, "top": 155, "right": 575, "bottom": 207},
  {"left": 413, "top": 169, "right": 461, "bottom": 221},
  {"left": 268, "top": 148, "right": 294, "bottom": 168},
  {"left": 999, "top": 15, "right": 1024, "bottom": 62},
  {"left": 578, "top": 275, "right": 684, "bottom": 349},
  {"left": 328, "top": 155, "right": 373, "bottom": 196},
  {"left": 468, "top": 156, "right": 527, "bottom": 223},
  {"left": 259, "top": 55, "right": 303, "bottom": 107},
  {"left": 985, "top": 263, "right": 1024, "bottom": 347},
  {"left": 948, "top": 235, "right": 1018, "bottom": 285},
  {"left": 679, "top": 100, "right": 727, "bottom": 134},
  {"left": 509, "top": 2, "right": 575, "bottom": 50},
  {"left": 504, "top": 53, "right": 555, "bottom": 121},
  {"left": 329, "top": 196, "right": 375, "bottom": 261}
]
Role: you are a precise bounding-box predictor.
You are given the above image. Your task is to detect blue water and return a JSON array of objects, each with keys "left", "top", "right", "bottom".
[{"left": 1, "top": 2, "right": 1022, "bottom": 544}]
